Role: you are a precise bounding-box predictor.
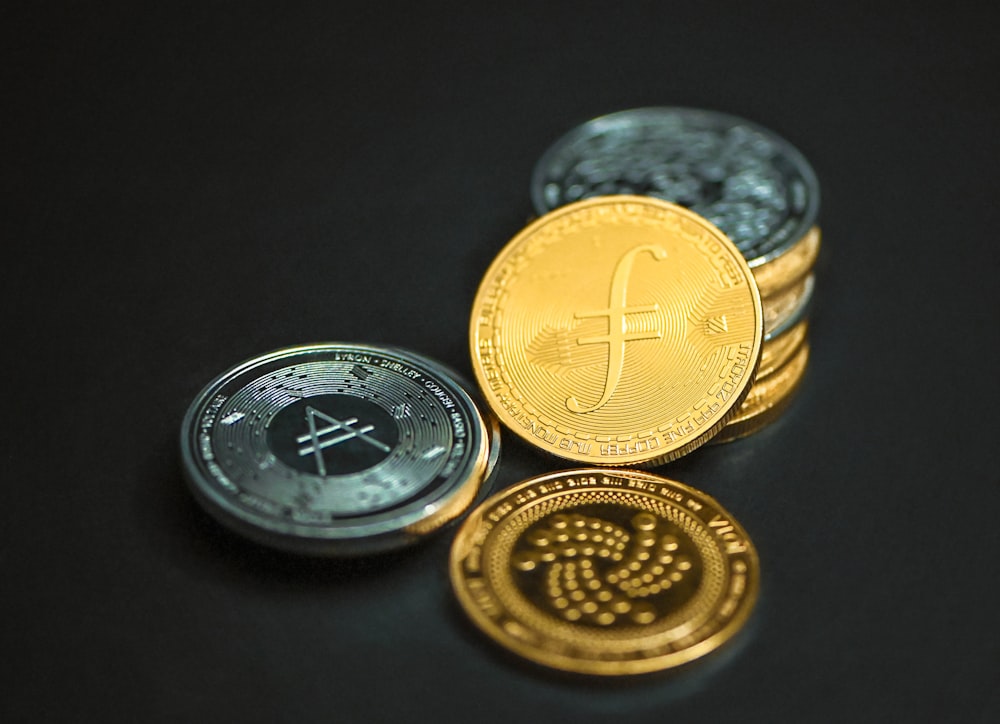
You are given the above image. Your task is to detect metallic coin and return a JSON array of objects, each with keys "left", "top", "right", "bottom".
[
  {"left": 753, "top": 226, "right": 821, "bottom": 299},
  {"left": 470, "top": 195, "right": 763, "bottom": 466},
  {"left": 180, "top": 343, "right": 500, "bottom": 556},
  {"left": 713, "top": 340, "right": 810, "bottom": 444},
  {"left": 758, "top": 320, "right": 808, "bottom": 380},
  {"left": 450, "top": 469, "right": 760, "bottom": 675},
  {"left": 531, "top": 107, "right": 820, "bottom": 267},
  {"left": 763, "top": 273, "right": 814, "bottom": 341}
]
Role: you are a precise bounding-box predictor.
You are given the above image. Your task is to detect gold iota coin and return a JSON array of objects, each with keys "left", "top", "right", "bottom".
[
  {"left": 470, "top": 196, "right": 763, "bottom": 466},
  {"left": 751, "top": 226, "right": 821, "bottom": 299},
  {"left": 713, "top": 340, "right": 810, "bottom": 444},
  {"left": 449, "top": 469, "right": 759, "bottom": 675}
]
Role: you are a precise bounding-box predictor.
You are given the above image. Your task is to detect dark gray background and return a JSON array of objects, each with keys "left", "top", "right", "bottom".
[{"left": 4, "top": 3, "right": 998, "bottom": 722}]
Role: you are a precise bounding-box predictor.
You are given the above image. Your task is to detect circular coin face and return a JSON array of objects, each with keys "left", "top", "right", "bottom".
[
  {"left": 470, "top": 196, "right": 763, "bottom": 466},
  {"left": 530, "top": 107, "right": 820, "bottom": 267},
  {"left": 180, "top": 343, "right": 499, "bottom": 555},
  {"left": 450, "top": 469, "right": 759, "bottom": 675}
]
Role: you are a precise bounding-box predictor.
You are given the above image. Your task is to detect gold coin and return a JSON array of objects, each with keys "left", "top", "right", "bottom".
[
  {"left": 751, "top": 226, "right": 821, "bottom": 299},
  {"left": 763, "top": 273, "right": 813, "bottom": 341},
  {"left": 758, "top": 320, "right": 808, "bottom": 379},
  {"left": 713, "top": 340, "right": 810, "bottom": 444},
  {"left": 470, "top": 196, "right": 763, "bottom": 466},
  {"left": 449, "top": 469, "right": 760, "bottom": 675}
]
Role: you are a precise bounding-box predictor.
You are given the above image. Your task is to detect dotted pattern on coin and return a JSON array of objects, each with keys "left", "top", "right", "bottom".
[
  {"left": 450, "top": 469, "right": 759, "bottom": 675},
  {"left": 530, "top": 107, "right": 820, "bottom": 267},
  {"left": 180, "top": 344, "right": 497, "bottom": 556},
  {"left": 470, "top": 196, "right": 763, "bottom": 466}
]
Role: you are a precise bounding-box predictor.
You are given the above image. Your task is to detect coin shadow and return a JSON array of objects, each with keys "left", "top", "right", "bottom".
[
  {"left": 137, "top": 436, "right": 431, "bottom": 591},
  {"left": 486, "top": 435, "right": 573, "bottom": 490},
  {"left": 442, "top": 583, "right": 763, "bottom": 703}
]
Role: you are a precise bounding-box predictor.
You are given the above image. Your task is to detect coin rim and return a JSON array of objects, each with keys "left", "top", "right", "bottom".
[
  {"left": 449, "top": 468, "right": 760, "bottom": 675},
  {"left": 758, "top": 319, "right": 808, "bottom": 379},
  {"left": 764, "top": 273, "right": 814, "bottom": 342},
  {"left": 469, "top": 195, "right": 764, "bottom": 466},
  {"left": 180, "top": 342, "right": 500, "bottom": 556},
  {"left": 753, "top": 226, "right": 821, "bottom": 299},
  {"left": 713, "top": 340, "right": 811, "bottom": 444},
  {"left": 529, "top": 106, "right": 821, "bottom": 268}
]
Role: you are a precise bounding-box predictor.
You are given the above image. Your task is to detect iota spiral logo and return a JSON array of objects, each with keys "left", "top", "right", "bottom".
[{"left": 511, "top": 511, "right": 693, "bottom": 626}]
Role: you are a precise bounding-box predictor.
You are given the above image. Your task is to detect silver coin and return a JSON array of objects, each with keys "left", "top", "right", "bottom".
[
  {"left": 180, "top": 343, "right": 500, "bottom": 556},
  {"left": 530, "top": 107, "right": 820, "bottom": 267}
]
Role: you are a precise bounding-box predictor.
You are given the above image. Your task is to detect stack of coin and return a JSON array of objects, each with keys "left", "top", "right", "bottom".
[
  {"left": 529, "top": 107, "right": 821, "bottom": 441},
  {"left": 463, "top": 193, "right": 769, "bottom": 671}
]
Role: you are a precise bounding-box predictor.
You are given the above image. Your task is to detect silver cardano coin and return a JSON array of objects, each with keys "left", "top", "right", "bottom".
[
  {"left": 530, "top": 107, "right": 820, "bottom": 267},
  {"left": 180, "top": 343, "right": 500, "bottom": 556}
]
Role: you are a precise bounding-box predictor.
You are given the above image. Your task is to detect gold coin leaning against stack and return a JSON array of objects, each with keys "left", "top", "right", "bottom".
[
  {"left": 715, "top": 227, "right": 820, "bottom": 442},
  {"left": 469, "top": 195, "right": 764, "bottom": 466}
]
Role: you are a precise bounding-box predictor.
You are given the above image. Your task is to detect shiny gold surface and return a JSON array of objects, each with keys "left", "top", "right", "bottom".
[
  {"left": 762, "top": 273, "right": 813, "bottom": 339},
  {"left": 470, "top": 196, "right": 763, "bottom": 466},
  {"left": 752, "top": 226, "right": 821, "bottom": 299},
  {"left": 713, "top": 340, "right": 810, "bottom": 443},
  {"left": 757, "top": 320, "right": 808, "bottom": 379},
  {"left": 450, "top": 469, "right": 760, "bottom": 675},
  {"left": 402, "top": 404, "right": 500, "bottom": 537}
]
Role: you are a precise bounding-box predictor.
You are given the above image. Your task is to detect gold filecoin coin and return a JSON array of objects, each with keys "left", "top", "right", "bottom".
[
  {"left": 449, "top": 469, "right": 759, "bottom": 675},
  {"left": 470, "top": 196, "right": 763, "bottom": 466}
]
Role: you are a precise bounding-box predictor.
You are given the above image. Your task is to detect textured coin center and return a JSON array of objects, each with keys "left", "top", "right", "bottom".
[
  {"left": 268, "top": 394, "right": 399, "bottom": 476},
  {"left": 566, "top": 244, "right": 667, "bottom": 414},
  {"left": 511, "top": 508, "right": 701, "bottom": 628}
]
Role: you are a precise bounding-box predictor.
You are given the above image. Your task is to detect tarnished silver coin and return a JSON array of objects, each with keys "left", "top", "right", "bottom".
[
  {"left": 530, "top": 107, "right": 820, "bottom": 267},
  {"left": 180, "top": 343, "right": 500, "bottom": 556}
]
